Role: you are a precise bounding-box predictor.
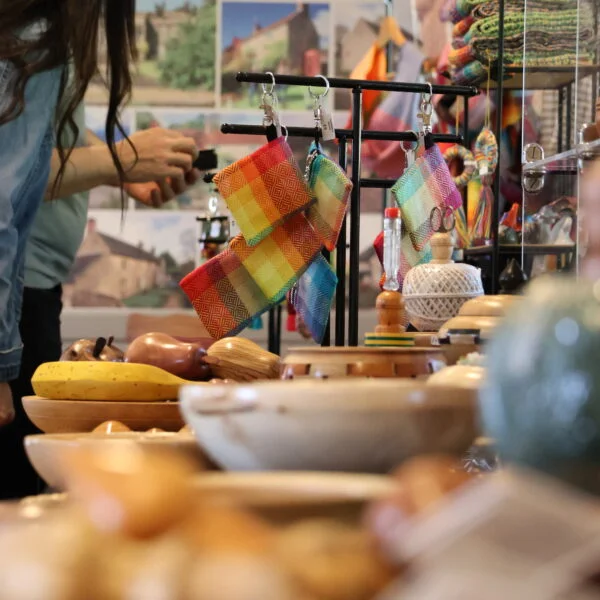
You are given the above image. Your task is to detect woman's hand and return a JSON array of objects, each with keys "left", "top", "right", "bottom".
[
  {"left": 0, "top": 383, "right": 15, "bottom": 427},
  {"left": 114, "top": 128, "right": 199, "bottom": 185}
]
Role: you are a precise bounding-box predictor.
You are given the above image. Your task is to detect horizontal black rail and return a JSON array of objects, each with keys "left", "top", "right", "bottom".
[
  {"left": 220, "top": 123, "right": 463, "bottom": 144},
  {"left": 236, "top": 72, "right": 479, "bottom": 97}
]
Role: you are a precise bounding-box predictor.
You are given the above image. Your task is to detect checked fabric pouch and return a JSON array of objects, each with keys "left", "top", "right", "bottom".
[
  {"left": 305, "top": 142, "right": 352, "bottom": 252},
  {"left": 214, "top": 136, "right": 314, "bottom": 247},
  {"left": 180, "top": 248, "right": 271, "bottom": 339},
  {"left": 391, "top": 143, "right": 462, "bottom": 252},
  {"left": 229, "top": 212, "right": 322, "bottom": 303},
  {"left": 289, "top": 254, "right": 338, "bottom": 344}
]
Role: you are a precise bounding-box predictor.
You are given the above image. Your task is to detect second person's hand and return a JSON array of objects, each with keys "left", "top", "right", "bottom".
[
  {"left": 124, "top": 169, "right": 201, "bottom": 207},
  {"left": 113, "top": 128, "right": 199, "bottom": 185}
]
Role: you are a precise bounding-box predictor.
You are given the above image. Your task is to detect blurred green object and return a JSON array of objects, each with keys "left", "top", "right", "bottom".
[{"left": 481, "top": 275, "right": 600, "bottom": 495}]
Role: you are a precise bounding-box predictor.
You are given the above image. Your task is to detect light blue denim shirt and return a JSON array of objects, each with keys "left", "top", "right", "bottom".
[{"left": 0, "top": 63, "right": 61, "bottom": 381}]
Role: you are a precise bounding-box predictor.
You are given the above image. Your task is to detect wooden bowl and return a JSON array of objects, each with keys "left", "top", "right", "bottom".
[
  {"left": 412, "top": 333, "right": 478, "bottom": 366},
  {"left": 191, "top": 472, "right": 396, "bottom": 525},
  {"left": 438, "top": 315, "right": 500, "bottom": 341},
  {"left": 23, "top": 396, "right": 184, "bottom": 434},
  {"left": 458, "top": 294, "right": 519, "bottom": 318},
  {"left": 180, "top": 379, "right": 479, "bottom": 473},
  {"left": 24, "top": 431, "right": 206, "bottom": 490},
  {"left": 282, "top": 346, "right": 447, "bottom": 379},
  {"left": 427, "top": 365, "right": 486, "bottom": 390}
]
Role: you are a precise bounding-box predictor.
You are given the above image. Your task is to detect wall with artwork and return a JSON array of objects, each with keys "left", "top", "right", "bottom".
[{"left": 71, "top": 0, "right": 426, "bottom": 316}]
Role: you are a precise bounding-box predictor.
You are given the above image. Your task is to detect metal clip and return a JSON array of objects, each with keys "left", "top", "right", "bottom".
[
  {"left": 418, "top": 82, "right": 434, "bottom": 134},
  {"left": 313, "top": 100, "right": 322, "bottom": 128},
  {"left": 418, "top": 100, "right": 433, "bottom": 133},
  {"left": 261, "top": 94, "right": 275, "bottom": 126},
  {"left": 304, "top": 148, "right": 318, "bottom": 181}
]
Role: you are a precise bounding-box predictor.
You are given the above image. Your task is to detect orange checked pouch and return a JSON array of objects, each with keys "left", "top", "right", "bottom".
[{"left": 213, "top": 137, "right": 314, "bottom": 246}]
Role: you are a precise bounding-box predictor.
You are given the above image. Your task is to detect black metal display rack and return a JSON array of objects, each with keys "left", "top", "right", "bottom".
[{"left": 217, "top": 71, "right": 479, "bottom": 353}]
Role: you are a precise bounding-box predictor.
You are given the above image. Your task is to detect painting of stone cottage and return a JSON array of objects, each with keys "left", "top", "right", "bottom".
[
  {"left": 221, "top": 2, "right": 330, "bottom": 109},
  {"left": 65, "top": 213, "right": 198, "bottom": 309},
  {"left": 86, "top": 0, "right": 216, "bottom": 106}
]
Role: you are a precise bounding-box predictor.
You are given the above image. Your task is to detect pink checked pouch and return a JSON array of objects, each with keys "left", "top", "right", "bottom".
[{"left": 391, "top": 143, "right": 462, "bottom": 252}]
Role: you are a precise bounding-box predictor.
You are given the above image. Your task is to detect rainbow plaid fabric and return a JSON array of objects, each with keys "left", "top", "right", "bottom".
[
  {"left": 230, "top": 213, "right": 322, "bottom": 303},
  {"left": 392, "top": 144, "right": 462, "bottom": 252},
  {"left": 214, "top": 137, "right": 314, "bottom": 246},
  {"left": 289, "top": 254, "right": 337, "bottom": 344},
  {"left": 306, "top": 145, "right": 352, "bottom": 252},
  {"left": 182, "top": 138, "right": 348, "bottom": 342},
  {"left": 180, "top": 248, "right": 271, "bottom": 339}
]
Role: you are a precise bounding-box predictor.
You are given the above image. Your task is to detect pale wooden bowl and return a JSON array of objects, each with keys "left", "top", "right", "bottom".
[
  {"left": 180, "top": 379, "right": 479, "bottom": 474},
  {"left": 412, "top": 333, "right": 479, "bottom": 366},
  {"left": 457, "top": 294, "right": 520, "bottom": 317},
  {"left": 427, "top": 365, "right": 486, "bottom": 390},
  {"left": 25, "top": 431, "right": 206, "bottom": 490},
  {"left": 23, "top": 396, "right": 184, "bottom": 434},
  {"left": 191, "top": 472, "right": 396, "bottom": 525},
  {"left": 282, "top": 346, "right": 447, "bottom": 379}
]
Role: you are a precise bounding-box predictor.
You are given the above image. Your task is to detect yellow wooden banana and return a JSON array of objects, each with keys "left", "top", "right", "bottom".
[{"left": 32, "top": 361, "right": 203, "bottom": 402}]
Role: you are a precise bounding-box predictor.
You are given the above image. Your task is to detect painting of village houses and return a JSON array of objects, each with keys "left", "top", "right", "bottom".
[
  {"left": 221, "top": 2, "right": 330, "bottom": 109},
  {"left": 64, "top": 212, "right": 199, "bottom": 309},
  {"left": 86, "top": 0, "right": 216, "bottom": 106}
]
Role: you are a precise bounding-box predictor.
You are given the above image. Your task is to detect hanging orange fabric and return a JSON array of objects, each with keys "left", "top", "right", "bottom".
[{"left": 345, "top": 45, "right": 388, "bottom": 127}]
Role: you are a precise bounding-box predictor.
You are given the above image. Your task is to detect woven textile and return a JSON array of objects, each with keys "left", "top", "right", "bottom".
[
  {"left": 306, "top": 144, "right": 352, "bottom": 252},
  {"left": 230, "top": 212, "right": 322, "bottom": 303},
  {"left": 180, "top": 248, "right": 271, "bottom": 339},
  {"left": 289, "top": 254, "right": 337, "bottom": 344},
  {"left": 452, "top": 60, "right": 487, "bottom": 85},
  {"left": 450, "top": 0, "right": 595, "bottom": 85},
  {"left": 392, "top": 144, "right": 462, "bottom": 252},
  {"left": 453, "top": 16, "right": 474, "bottom": 38},
  {"left": 214, "top": 137, "right": 314, "bottom": 247},
  {"left": 448, "top": 45, "right": 476, "bottom": 70},
  {"left": 362, "top": 42, "right": 425, "bottom": 179}
]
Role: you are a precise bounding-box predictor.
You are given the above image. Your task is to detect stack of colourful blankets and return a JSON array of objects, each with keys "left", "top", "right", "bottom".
[{"left": 444, "top": 0, "right": 595, "bottom": 85}]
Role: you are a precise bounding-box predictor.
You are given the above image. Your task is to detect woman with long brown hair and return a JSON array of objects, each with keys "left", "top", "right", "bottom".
[{"left": 0, "top": 1, "right": 144, "bottom": 424}]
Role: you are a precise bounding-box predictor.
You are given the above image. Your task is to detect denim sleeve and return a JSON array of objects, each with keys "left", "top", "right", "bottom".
[{"left": 0, "top": 64, "right": 60, "bottom": 382}]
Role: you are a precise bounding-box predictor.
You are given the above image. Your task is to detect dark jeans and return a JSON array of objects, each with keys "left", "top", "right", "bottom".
[{"left": 0, "top": 285, "right": 62, "bottom": 500}]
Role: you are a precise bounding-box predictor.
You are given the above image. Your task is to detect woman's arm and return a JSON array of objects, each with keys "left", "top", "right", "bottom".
[{"left": 44, "top": 127, "right": 199, "bottom": 200}]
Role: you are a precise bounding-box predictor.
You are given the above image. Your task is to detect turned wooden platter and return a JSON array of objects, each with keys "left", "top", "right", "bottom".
[{"left": 23, "top": 396, "right": 184, "bottom": 434}]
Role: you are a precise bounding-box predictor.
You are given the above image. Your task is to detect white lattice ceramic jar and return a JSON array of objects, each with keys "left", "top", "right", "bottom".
[{"left": 403, "top": 233, "right": 484, "bottom": 331}]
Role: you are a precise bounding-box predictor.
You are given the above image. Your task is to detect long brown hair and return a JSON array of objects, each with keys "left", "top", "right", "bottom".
[{"left": 0, "top": 0, "right": 137, "bottom": 195}]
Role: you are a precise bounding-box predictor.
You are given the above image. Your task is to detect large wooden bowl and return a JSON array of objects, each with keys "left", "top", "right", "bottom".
[
  {"left": 24, "top": 431, "right": 206, "bottom": 490},
  {"left": 191, "top": 472, "right": 396, "bottom": 525},
  {"left": 180, "top": 379, "right": 479, "bottom": 473},
  {"left": 282, "top": 346, "right": 447, "bottom": 379},
  {"left": 23, "top": 396, "right": 184, "bottom": 434}
]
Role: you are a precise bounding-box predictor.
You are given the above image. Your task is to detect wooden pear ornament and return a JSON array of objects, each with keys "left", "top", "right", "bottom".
[{"left": 375, "top": 291, "right": 406, "bottom": 334}]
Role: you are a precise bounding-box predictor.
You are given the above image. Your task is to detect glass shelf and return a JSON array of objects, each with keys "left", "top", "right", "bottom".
[
  {"left": 488, "top": 66, "right": 600, "bottom": 91},
  {"left": 523, "top": 138, "right": 600, "bottom": 174}
]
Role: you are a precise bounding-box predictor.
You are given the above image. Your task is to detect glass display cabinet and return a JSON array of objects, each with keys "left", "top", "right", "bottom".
[
  {"left": 517, "top": 0, "right": 599, "bottom": 280},
  {"left": 460, "top": 0, "right": 600, "bottom": 290}
]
